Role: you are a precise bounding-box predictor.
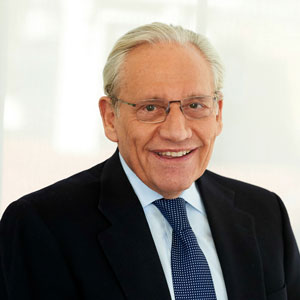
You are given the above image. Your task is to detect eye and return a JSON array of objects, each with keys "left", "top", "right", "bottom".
[
  {"left": 189, "top": 102, "right": 204, "bottom": 109},
  {"left": 145, "top": 104, "right": 156, "bottom": 112}
]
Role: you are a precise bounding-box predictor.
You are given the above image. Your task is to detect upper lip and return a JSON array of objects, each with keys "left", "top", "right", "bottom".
[{"left": 152, "top": 148, "right": 196, "bottom": 153}]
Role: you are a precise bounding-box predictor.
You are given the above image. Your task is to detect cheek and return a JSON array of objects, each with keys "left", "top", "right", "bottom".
[
  {"left": 115, "top": 119, "right": 150, "bottom": 157},
  {"left": 113, "top": 118, "right": 134, "bottom": 154},
  {"left": 114, "top": 114, "right": 135, "bottom": 140},
  {"left": 195, "top": 121, "right": 218, "bottom": 145}
]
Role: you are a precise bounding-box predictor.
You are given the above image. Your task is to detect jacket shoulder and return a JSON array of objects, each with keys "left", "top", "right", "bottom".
[
  {"left": 2, "top": 161, "right": 107, "bottom": 223},
  {"left": 202, "top": 169, "right": 282, "bottom": 215},
  {"left": 204, "top": 169, "right": 276, "bottom": 197}
]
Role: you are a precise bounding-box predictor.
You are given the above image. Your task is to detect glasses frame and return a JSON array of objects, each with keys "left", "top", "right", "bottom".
[{"left": 110, "top": 91, "right": 221, "bottom": 124}]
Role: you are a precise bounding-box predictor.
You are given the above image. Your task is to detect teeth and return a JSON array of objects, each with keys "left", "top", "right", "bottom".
[{"left": 158, "top": 150, "right": 191, "bottom": 157}]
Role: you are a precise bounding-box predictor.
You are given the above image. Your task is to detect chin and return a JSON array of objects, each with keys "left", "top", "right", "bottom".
[{"left": 155, "top": 180, "right": 193, "bottom": 199}]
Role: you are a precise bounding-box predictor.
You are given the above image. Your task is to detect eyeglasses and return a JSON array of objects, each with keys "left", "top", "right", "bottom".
[{"left": 110, "top": 92, "right": 220, "bottom": 124}]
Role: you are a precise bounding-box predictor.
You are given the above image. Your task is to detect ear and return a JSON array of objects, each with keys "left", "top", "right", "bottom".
[
  {"left": 216, "top": 99, "right": 223, "bottom": 136},
  {"left": 98, "top": 96, "right": 118, "bottom": 142}
]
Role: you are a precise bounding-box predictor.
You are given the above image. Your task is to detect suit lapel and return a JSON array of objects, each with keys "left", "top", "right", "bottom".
[
  {"left": 198, "top": 172, "right": 266, "bottom": 300},
  {"left": 97, "top": 151, "right": 171, "bottom": 300}
]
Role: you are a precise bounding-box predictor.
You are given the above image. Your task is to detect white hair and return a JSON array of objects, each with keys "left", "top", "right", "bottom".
[{"left": 103, "top": 22, "right": 224, "bottom": 105}]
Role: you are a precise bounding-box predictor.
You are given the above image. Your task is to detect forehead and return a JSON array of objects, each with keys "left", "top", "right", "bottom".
[{"left": 119, "top": 42, "right": 214, "bottom": 99}]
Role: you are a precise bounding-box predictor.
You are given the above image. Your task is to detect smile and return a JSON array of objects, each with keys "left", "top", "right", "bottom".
[{"left": 157, "top": 150, "right": 191, "bottom": 158}]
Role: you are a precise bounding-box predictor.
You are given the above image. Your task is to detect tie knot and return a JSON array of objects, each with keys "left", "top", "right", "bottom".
[{"left": 153, "top": 197, "right": 191, "bottom": 232}]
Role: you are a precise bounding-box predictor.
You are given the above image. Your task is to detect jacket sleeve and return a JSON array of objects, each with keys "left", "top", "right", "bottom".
[
  {"left": 0, "top": 199, "right": 80, "bottom": 300},
  {"left": 276, "top": 195, "right": 300, "bottom": 299}
]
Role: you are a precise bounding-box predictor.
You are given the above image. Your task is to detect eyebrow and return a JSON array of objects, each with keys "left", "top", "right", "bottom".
[{"left": 138, "top": 93, "right": 210, "bottom": 101}]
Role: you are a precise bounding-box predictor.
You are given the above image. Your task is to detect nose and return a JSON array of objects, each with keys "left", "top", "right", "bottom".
[{"left": 158, "top": 103, "right": 192, "bottom": 142}]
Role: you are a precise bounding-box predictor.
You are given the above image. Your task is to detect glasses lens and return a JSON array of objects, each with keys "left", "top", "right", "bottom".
[
  {"left": 133, "top": 96, "right": 216, "bottom": 123},
  {"left": 136, "top": 101, "right": 166, "bottom": 123},
  {"left": 182, "top": 97, "right": 214, "bottom": 119}
]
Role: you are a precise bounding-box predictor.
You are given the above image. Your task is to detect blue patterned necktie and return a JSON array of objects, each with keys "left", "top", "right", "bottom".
[{"left": 153, "top": 197, "right": 217, "bottom": 300}]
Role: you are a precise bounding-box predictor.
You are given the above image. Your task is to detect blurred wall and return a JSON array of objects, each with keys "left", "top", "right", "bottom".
[
  {"left": 1, "top": 0, "right": 300, "bottom": 244},
  {"left": 0, "top": 0, "right": 9, "bottom": 204}
]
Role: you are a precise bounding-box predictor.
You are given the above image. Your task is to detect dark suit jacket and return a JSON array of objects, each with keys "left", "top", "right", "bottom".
[{"left": 1, "top": 151, "right": 300, "bottom": 300}]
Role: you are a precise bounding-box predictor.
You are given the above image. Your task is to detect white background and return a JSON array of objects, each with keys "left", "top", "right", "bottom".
[{"left": 1, "top": 0, "right": 300, "bottom": 244}]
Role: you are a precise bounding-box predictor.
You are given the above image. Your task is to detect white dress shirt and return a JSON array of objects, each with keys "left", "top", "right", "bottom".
[{"left": 119, "top": 154, "right": 228, "bottom": 300}]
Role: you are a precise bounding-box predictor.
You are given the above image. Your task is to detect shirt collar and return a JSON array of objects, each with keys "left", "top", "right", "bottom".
[{"left": 119, "top": 153, "right": 206, "bottom": 215}]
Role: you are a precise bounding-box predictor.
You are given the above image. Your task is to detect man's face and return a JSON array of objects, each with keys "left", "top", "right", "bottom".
[{"left": 100, "top": 42, "right": 223, "bottom": 199}]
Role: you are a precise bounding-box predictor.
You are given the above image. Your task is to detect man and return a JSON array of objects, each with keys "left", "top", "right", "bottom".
[{"left": 1, "top": 22, "right": 299, "bottom": 300}]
